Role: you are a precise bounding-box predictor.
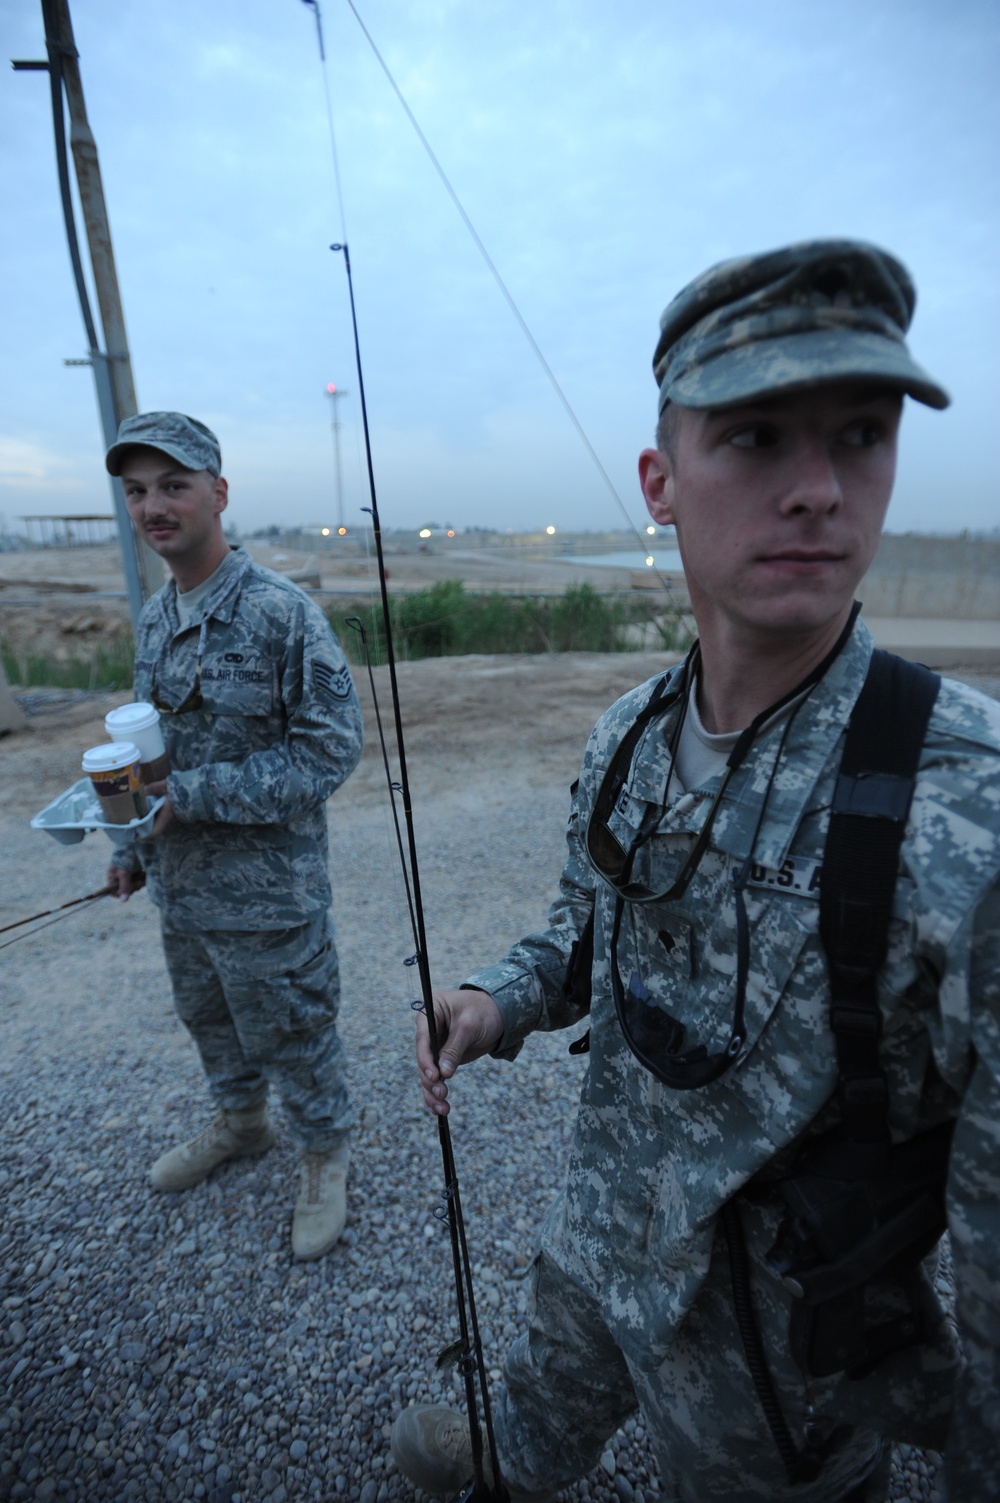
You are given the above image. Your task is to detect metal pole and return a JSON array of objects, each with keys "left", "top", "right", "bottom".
[
  {"left": 41, "top": 0, "right": 162, "bottom": 615},
  {"left": 91, "top": 351, "right": 147, "bottom": 624},
  {"left": 325, "top": 385, "right": 348, "bottom": 530}
]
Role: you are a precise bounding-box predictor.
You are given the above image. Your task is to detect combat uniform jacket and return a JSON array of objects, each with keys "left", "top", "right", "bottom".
[
  {"left": 112, "top": 548, "right": 363, "bottom": 931},
  {"left": 467, "top": 619, "right": 1000, "bottom": 1491}
]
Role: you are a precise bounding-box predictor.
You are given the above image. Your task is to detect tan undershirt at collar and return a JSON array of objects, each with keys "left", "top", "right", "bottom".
[
  {"left": 672, "top": 672, "right": 809, "bottom": 794},
  {"left": 174, "top": 554, "right": 231, "bottom": 628}
]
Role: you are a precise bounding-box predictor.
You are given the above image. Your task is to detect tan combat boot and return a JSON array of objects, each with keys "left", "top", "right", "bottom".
[
  {"left": 389, "top": 1405, "right": 554, "bottom": 1501},
  {"left": 291, "top": 1143, "right": 349, "bottom": 1260},
  {"left": 149, "top": 1104, "right": 275, "bottom": 1191}
]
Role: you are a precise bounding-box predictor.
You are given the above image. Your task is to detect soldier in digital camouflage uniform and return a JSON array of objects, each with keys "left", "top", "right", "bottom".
[
  {"left": 390, "top": 244, "right": 1000, "bottom": 1500},
  {"left": 104, "top": 413, "right": 363, "bottom": 1260}
]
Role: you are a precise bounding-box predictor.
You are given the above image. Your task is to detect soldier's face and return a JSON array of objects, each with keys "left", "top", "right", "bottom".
[
  {"left": 121, "top": 448, "right": 228, "bottom": 569},
  {"left": 638, "top": 383, "right": 902, "bottom": 645}
]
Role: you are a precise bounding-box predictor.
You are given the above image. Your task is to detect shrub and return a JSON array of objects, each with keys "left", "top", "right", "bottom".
[
  {"left": 334, "top": 581, "right": 690, "bottom": 665},
  {"left": 1, "top": 636, "right": 134, "bottom": 691}
]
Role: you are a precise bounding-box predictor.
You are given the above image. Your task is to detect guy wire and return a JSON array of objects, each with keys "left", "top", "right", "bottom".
[{"left": 306, "top": 0, "right": 677, "bottom": 597}]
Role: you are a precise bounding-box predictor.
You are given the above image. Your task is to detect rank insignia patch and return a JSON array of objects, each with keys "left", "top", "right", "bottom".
[{"left": 313, "top": 660, "right": 353, "bottom": 701}]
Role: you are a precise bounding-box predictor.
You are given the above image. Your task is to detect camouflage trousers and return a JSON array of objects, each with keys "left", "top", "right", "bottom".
[
  {"left": 159, "top": 911, "right": 353, "bottom": 1152},
  {"left": 494, "top": 1192, "right": 958, "bottom": 1502}
]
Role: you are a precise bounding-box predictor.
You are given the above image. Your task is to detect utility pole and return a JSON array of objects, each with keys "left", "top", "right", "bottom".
[
  {"left": 13, "top": 0, "right": 161, "bottom": 625},
  {"left": 325, "top": 383, "right": 348, "bottom": 531}
]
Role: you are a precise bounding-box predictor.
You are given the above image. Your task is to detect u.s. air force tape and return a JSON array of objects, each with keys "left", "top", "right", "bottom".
[{"left": 312, "top": 661, "right": 353, "bottom": 701}]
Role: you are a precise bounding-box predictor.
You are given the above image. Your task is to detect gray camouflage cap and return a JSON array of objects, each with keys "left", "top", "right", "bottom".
[
  {"left": 653, "top": 239, "right": 949, "bottom": 414},
  {"left": 105, "top": 412, "right": 222, "bottom": 477}
]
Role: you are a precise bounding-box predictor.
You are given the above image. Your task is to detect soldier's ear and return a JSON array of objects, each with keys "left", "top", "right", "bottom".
[
  {"left": 638, "top": 449, "right": 675, "bottom": 526},
  {"left": 213, "top": 477, "right": 229, "bottom": 516}
]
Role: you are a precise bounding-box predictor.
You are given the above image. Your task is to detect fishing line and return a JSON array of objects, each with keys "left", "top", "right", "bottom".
[
  {"left": 308, "top": 0, "right": 679, "bottom": 599},
  {"left": 344, "top": 615, "right": 418, "bottom": 944},
  {"left": 300, "top": 0, "right": 349, "bottom": 241}
]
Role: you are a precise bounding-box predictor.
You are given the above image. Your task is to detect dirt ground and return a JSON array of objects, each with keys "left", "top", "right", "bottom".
[
  {"left": 1, "top": 651, "right": 677, "bottom": 832},
  {"left": 3, "top": 623, "right": 997, "bottom": 1503},
  {"left": 3, "top": 594, "right": 995, "bottom": 1086}
]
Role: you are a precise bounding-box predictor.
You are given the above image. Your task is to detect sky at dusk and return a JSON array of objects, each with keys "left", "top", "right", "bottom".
[{"left": 1, "top": 0, "right": 998, "bottom": 540}]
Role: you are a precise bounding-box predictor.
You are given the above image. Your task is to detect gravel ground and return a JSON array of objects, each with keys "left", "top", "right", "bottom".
[{"left": 3, "top": 653, "right": 995, "bottom": 1503}]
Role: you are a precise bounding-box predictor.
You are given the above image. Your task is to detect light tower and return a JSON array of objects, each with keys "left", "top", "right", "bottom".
[{"left": 325, "top": 383, "right": 348, "bottom": 533}]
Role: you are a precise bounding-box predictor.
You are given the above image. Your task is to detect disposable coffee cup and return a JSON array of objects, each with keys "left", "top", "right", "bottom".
[
  {"left": 104, "top": 702, "right": 170, "bottom": 784},
  {"left": 82, "top": 742, "right": 148, "bottom": 825}
]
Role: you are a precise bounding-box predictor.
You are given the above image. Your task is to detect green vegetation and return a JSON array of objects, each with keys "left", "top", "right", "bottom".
[
  {"left": 336, "top": 581, "right": 690, "bottom": 665},
  {"left": 1, "top": 582, "right": 689, "bottom": 691},
  {"left": 1, "top": 636, "right": 135, "bottom": 692}
]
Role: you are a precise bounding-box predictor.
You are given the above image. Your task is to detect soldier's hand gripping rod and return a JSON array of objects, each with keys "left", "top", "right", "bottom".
[{"left": 330, "top": 241, "right": 508, "bottom": 1503}]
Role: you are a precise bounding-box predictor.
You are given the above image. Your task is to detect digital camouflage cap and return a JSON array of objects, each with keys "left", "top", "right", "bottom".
[
  {"left": 653, "top": 240, "right": 950, "bottom": 414},
  {"left": 105, "top": 412, "right": 222, "bottom": 477}
]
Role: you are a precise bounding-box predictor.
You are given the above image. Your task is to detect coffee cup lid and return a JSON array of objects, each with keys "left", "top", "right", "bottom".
[
  {"left": 104, "top": 702, "right": 160, "bottom": 734},
  {"left": 82, "top": 742, "right": 142, "bottom": 773}
]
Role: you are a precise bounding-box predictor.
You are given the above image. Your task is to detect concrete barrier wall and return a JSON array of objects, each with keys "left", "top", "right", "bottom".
[{"left": 860, "top": 535, "right": 1000, "bottom": 620}]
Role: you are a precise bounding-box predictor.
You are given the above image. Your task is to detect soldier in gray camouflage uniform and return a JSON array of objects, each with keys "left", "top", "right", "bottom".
[
  {"left": 391, "top": 244, "right": 1000, "bottom": 1500},
  {"left": 104, "top": 413, "right": 363, "bottom": 1261}
]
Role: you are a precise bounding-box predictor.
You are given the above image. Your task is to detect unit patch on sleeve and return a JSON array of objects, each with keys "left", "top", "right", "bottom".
[{"left": 313, "top": 660, "right": 354, "bottom": 701}]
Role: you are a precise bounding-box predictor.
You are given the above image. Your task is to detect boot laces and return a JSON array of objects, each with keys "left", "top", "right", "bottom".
[
  {"left": 436, "top": 1417, "right": 471, "bottom": 1464},
  {"left": 306, "top": 1156, "right": 323, "bottom": 1203},
  {"left": 189, "top": 1117, "right": 228, "bottom": 1152}
]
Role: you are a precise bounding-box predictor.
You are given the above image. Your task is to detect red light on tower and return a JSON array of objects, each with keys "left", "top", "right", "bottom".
[{"left": 326, "top": 383, "right": 336, "bottom": 394}]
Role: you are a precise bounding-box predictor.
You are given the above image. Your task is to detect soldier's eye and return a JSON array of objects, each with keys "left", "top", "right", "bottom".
[
  {"left": 841, "top": 419, "right": 884, "bottom": 448},
  {"left": 729, "top": 423, "right": 778, "bottom": 449}
]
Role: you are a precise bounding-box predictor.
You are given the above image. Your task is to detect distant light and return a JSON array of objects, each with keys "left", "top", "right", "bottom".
[
  {"left": 419, "top": 528, "right": 432, "bottom": 539},
  {"left": 321, "top": 527, "right": 331, "bottom": 537},
  {"left": 646, "top": 525, "right": 656, "bottom": 535},
  {"left": 645, "top": 555, "right": 655, "bottom": 567},
  {"left": 326, "top": 383, "right": 337, "bottom": 393},
  {"left": 446, "top": 529, "right": 455, "bottom": 538},
  {"left": 338, "top": 526, "right": 347, "bottom": 536},
  {"left": 545, "top": 525, "right": 556, "bottom": 536}
]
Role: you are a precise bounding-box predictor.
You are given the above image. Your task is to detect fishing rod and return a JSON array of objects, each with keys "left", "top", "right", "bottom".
[
  {"left": 332, "top": 239, "right": 508, "bottom": 1503},
  {"left": 304, "top": 3, "right": 509, "bottom": 1474},
  {"left": 0, "top": 883, "right": 117, "bottom": 951}
]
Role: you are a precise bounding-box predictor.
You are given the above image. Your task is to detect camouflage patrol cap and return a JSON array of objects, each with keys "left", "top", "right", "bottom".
[
  {"left": 105, "top": 412, "right": 222, "bottom": 477},
  {"left": 653, "top": 240, "right": 949, "bottom": 414}
]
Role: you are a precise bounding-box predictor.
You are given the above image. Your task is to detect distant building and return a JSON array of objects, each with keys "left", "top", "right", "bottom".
[{"left": 20, "top": 515, "right": 117, "bottom": 548}]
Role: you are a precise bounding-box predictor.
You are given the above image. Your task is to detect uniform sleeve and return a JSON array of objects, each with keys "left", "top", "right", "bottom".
[
  {"left": 943, "top": 877, "right": 1000, "bottom": 1500},
  {"left": 107, "top": 839, "right": 141, "bottom": 874},
  {"left": 165, "top": 597, "right": 363, "bottom": 825},
  {"left": 465, "top": 770, "right": 597, "bottom": 1060}
]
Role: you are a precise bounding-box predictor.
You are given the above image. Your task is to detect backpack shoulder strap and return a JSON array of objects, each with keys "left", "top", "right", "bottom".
[{"left": 819, "top": 650, "right": 940, "bottom": 1143}]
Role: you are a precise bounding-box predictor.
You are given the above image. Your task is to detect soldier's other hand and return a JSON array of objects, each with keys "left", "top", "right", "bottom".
[
  {"left": 145, "top": 781, "right": 175, "bottom": 838},
  {"left": 415, "top": 988, "right": 504, "bottom": 1117},
  {"left": 106, "top": 865, "right": 142, "bottom": 902}
]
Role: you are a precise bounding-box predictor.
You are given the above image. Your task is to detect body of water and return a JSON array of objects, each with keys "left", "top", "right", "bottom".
[{"left": 559, "top": 549, "right": 685, "bottom": 573}]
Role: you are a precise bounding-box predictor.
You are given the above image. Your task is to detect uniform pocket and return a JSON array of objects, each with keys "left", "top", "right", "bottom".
[
  {"left": 216, "top": 920, "right": 340, "bottom": 1056},
  {"left": 199, "top": 670, "right": 276, "bottom": 720},
  {"left": 619, "top": 849, "right": 825, "bottom": 1138},
  {"left": 719, "top": 887, "right": 836, "bottom": 1141}
]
